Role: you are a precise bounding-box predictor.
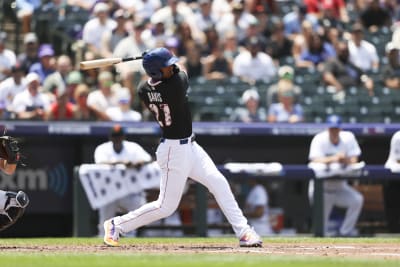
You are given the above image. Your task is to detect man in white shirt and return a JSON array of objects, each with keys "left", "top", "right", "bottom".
[
  {"left": 11, "top": 72, "right": 50, "bottom": 120},
  {"left": 233, "top": 37, "right": 276, "bottom": 84},
  {"left": 94, "top": 124, "right": 152, "bottom": 236},
  {"left": 0, "top": 32, "right": 17, "bottom": 81},
  {"left": 0, "top": 64, "right": 26, "bottom": 119},
  {"left": 82, "top": 2, "right": 117, "bottom": 57},
  {"left": 308, "top": 115, "right": 364, "bottom": 237},
  {"left": 106, "top": 87, "right": 142, "bottom": 122},
  {"left": 87, "top": 71, "right": 119, "bottom": 120},
  {"left": 348, "top": 23, "right": 379, "bottom": 72}
]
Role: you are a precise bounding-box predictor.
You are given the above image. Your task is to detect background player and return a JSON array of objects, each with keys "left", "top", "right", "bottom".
[
  {"left": 103, "top": 47, "right": 262, "bottom": 247},
  {"left": 94, "top": 124, "right": 152, "bottom": 236},
  {"left": 0, "top": 135, "right": 29, "bottom": 231},
  {"left": 308, "top": 115, "right": 364, "bottom": 237}
]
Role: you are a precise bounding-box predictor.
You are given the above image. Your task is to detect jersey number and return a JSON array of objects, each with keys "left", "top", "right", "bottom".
[{"left": 149, "top": 104, "right": 172, "bottom": 127}]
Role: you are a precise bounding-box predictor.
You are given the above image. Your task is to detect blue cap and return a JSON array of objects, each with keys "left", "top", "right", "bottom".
[{"left": 326, "top": 115, "right": 342, "bottom": 128}]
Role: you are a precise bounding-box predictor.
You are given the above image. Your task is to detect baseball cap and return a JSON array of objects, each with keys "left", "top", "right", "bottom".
[
  {"left": 93, "top": 2, "right": 109, "bottom": 14},
  {"left": 110, "top": 124, "right": 125, "bottom": 137},
  {"left": 38, "top": 44, "right": 55, "bottom": 58},
  {"left": 25, "top": 72, "right": 40, "bottom": 84},
  {"left": 242, "top": 88, "right": 259, "bottom": 103},
  {"left": 385, "top": 42, "right": 400, "bottom": 53},
  {"left": 278, "top": 65, "right": 294, "bottom": 80},
  {"left": 66, "top": 71, "right": 83, "bottom": 85},
  {"left": 24, "top": 32, "right": 38, "bottom": 44},
  {"left": 326, "top": 114, "right": 342, "bottom": 128}
]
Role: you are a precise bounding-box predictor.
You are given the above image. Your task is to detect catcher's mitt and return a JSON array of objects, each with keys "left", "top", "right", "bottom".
[{"left": 0, "top": 136, "right": 20, "bottom": 164}]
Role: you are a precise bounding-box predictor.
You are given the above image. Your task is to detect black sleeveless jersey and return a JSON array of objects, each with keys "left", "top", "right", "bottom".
[{"left": 138, "top": 69, "right": 193, "bottom": 139}]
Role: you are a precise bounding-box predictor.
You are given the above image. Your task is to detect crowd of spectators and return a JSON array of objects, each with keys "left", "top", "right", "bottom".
[{"left": 0, "top": 0, "right": 400, "bottom": 123}]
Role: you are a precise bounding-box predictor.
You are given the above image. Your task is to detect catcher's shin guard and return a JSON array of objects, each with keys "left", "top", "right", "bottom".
[{"left": 0, "top": 190, "right": 29, "bottom": 231}]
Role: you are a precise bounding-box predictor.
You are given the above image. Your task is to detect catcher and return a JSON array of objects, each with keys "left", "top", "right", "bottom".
[{"left": 0, "top": 135, "right": 29, "bottom": 231}]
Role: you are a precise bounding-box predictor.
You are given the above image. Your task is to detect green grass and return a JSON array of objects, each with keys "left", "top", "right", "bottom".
[{"left": 0, "top": 237, "right": 399, "bottom": 267}]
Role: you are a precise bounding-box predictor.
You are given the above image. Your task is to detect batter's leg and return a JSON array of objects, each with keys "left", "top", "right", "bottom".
[
  {"left": 113, "top": 144, "right": 192, "bottom": 234},
  {"left": 188, "top": 142, "right": 250, "bottom": 238}
]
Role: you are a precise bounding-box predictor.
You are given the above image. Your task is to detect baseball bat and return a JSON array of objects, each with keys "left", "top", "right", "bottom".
[{"left": 79, "top": 56, "right": 143, "bottom": 70}]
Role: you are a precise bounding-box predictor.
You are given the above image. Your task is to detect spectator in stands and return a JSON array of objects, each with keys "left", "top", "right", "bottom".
[
  {"left": 243, "top": 179, "right": 273, "bottom": 236},
  {"left": 11, "top": 72, "right": 50, "bottom": 120},
  {"left": 0, "top": 63, "right": 26, "bottom": 119},
  {"left": 82, "top": 2, "right": 117, "bottom": 58},
  {"left": 45, "top": 85, "right": 75, "bottom": 120},
  {"left": 266, "top": 65, "right": 302, "bottom": 107},
  {"left": 291, "top": 20, "right": 314, "bottom": 65},
  {"left": 348, "top": 23, "right": 379, "bottom": 72},
  {"left": 382, "top": 42, "right": 400, "bottom": 90},
  {"left": 100, "top": 9, "right": 130, "bottom": 59},
  {"left": 237, "top": 17, "right": 268, "bottom": 52},
  {"left": 142, "top": 17, "right": 169, "bottom": 49},
  {"left": 308, "top": 114, "right": 364, "bottom": 237},
  {"left": 194, "top": 0, "right": 217, "bottom": 32},
  {"left": 150, "top": 0, "right": 200, "bottom": 39},
  {"left": 17, "top": 32, "right": 39, "bottom": 73},
  {"left": 304, "top": 0, "right": 349, "bottom": 26},
  {"left": 105, "top": 87, "right": 142, "bottom": 122},
  {"left": 233, "top": 36, "right": 276, "bottom": 84},
  {"left": 202, "top": 41, "right": 233, "bottom": 81},
  {"left": 87, "top": 71, "right": 118, "bottom": 120},
  {"left": 73, "top": 83, "right": 103, "bottom": 121},
  {"left": 230, "top": 88, "right": 266, "bottom": 123},
  {"left": 201, "top": 25, "right": 220, "bottom": 56},
  {"left": 42, "top": 55, "right": 73, "bottom": 96},
  {"left": 0, "top": 32, "right": 17, "bottom": 82},
  {"left": 296, "top": 31, "right": 336, "bottom": 69},
  {"left": 113, "top": 19, "right": 149, "bottom": 95},
  {"left": 282, "top": 4, "right": 319, "bottom": 39},
  {"left": 360, "top": 0, "right": 391, "bottom": 31},
  {"left": 215, "top": 1, "right": 258, "bottom": 41},
  {"left": 322, "top": 41, "right": 374, "bottom": 97},
  {"left": 266, "top": 19, "right": 293, "bottom": 63},
  {"left": 15, "top": 0, "right": 41, "bottom": 33},
  {"left": 221, "top": 30, "right": 240, "bottom": 62},
  {"left": 116, "top": 0, "right": 161, "bottom": 22},
  {"left": 267, "top": 83, "right": 304, "bottom": 123},
  {"left": 65, "top": 70, "right": 83, "bottom": 103},
  {"left": 181, "top": 41, "right": 203, "bottom": 79},
  {"left": 29, "top": 44, "right": 56, "bottom": 84}
]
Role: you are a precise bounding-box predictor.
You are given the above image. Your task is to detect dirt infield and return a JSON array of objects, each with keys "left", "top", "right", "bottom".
[{"left": 2, "top": 241, "right": 400, "bottom": 259}]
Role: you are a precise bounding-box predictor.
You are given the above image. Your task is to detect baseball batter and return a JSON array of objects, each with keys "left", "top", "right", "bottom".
[
  {"left": 103, "top": 47, "right": 262, "bottom": 247},
  {"left": 0, "top": 135, "right": 29, "bottom": 231}
]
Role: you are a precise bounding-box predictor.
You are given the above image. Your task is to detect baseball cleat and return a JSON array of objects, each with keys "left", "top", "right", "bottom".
[
  {"left": 103, "top": 219, "right": 120, "bottom": 246},
  {"left": 239, "top": 227, "right": 263, "bottom": 248}
]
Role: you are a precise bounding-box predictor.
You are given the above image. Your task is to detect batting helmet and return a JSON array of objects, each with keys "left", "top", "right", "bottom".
[{"left": 142, "top": 47, "right": 179, "bottom": 80}]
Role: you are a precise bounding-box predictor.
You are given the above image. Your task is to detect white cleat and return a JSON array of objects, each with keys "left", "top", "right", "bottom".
[
  {"left": 239, "top": 227, "right": 263, "bottom": 248},
  {"left": 103, "top": 219, "right": 120, "bottom": 247}
]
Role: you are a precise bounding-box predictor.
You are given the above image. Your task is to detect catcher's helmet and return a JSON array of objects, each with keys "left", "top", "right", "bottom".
[{"left": 142, "top": 47, "right": 179, "bottom": 80}]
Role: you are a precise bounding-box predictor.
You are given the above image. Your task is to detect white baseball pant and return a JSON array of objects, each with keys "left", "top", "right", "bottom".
[
  {"left": 323, "top": 182, "right": 364, "bottom": 236},
  {"left": 113, "top": 137, "right": 251, "bottom": 237}
]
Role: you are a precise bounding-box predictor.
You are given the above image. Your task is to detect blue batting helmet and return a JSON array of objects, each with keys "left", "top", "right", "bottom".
[
  {"left": 326, "top": 114, "right": 342, "bottom": 128},
  {"left": 142, "top": 47, "right": 179, "bottom": 80}
]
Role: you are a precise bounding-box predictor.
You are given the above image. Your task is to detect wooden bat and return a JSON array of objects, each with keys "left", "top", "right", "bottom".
[{"left": 79, "top": 56, "right": 143, "bottom": 70}]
